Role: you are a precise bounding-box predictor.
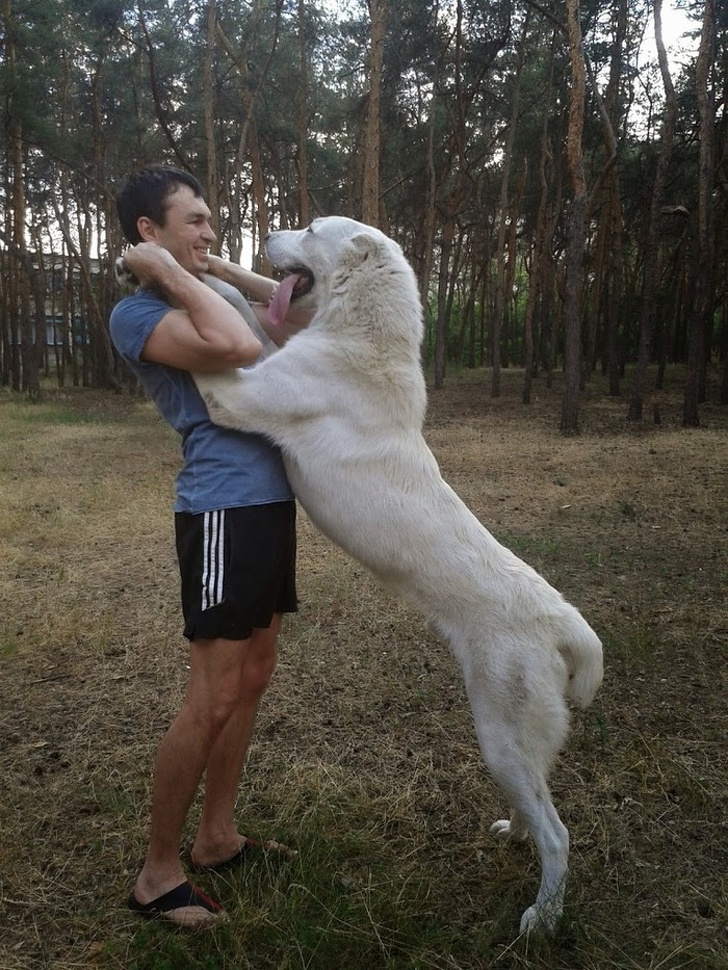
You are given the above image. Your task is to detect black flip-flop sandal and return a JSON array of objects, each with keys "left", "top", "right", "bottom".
[
  {"left": 190, "top": 836, "right": 299, "bottom": 872},
  {"left": 127, "top": 881, "right": 223, "bottom": 926}
]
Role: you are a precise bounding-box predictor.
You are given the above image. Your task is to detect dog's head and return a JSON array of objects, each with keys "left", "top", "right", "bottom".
[{"left": 265, "top": 216, "right": 406, "bottom": 326}]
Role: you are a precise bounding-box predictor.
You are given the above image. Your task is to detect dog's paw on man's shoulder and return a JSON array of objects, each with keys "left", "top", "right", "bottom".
[{"left": 114, "top": 256, "right": 138, "bottom": 288}]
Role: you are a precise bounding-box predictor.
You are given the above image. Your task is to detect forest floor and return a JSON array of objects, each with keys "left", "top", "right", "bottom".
[{"left": 0, "top": 366, "right": 726, "bottom": 969}]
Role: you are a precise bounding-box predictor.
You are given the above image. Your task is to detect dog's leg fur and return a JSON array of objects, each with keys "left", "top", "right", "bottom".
[
  {"left": 476, "top": 727, "right": 569, "bottom": 934},
  {"left": 449, "top": 627, "right": 571, "bottom": 934}
]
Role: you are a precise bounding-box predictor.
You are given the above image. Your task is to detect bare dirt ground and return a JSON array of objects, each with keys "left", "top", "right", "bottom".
[{"left": 0, "top": 367, "right": 726, "bottom": 969}]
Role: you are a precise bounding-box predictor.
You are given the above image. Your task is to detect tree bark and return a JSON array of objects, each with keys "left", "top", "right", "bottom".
[
  {"left": 561, "top": 0, "right": 588, "bottom": 434},
  {"left": 628, "top": 0, "right": 676, "bottom": 422},
  {"left": 683, "top": 0, "right": 716, "bottom": 427},
  {"left": 492, "top": 11, "right": 529, "bottom": 397},
  {"left": 361, "top": 0, "right": 387, "bottom": 225},
  {"left": 433, "top": 207, "right": 456, "bottom": 390},
  {"left": 589, "top": 0, "right": 625, "bottom": 393},
  {"left": 216, "top": 6, "right": 283, "bottom": 265},
  {"left": 523, "top": 104, "right": 553, "bottom": 404},
  {"left": 203, "top": 0, "right": 221, "bottom": 241},
  {"left": 295, "top": 0, "right": 311, "bottom": 226},
  {"left": 137, "top": 4, "right": 191, "bottom": 171}
]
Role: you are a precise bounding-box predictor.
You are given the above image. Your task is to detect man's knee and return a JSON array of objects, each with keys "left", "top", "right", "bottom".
[
  {"left": 189, "top": 687, "right": 243, "bottom": 735},
  {"left": 241, "top": 630, "right": 278, "bottom": 696}
]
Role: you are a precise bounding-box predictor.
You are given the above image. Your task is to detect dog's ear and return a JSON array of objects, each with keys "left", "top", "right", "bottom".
[
  {"left": 114, "top": 256, "right": 138, "bottom": 288},
  {"left": 339, "top": 232, "right": 380, "bottom": 270}
]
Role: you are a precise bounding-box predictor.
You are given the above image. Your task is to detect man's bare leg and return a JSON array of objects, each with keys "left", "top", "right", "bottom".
[
  {"left": 190, "top": 618, "right": 280, "bottom": 868},
  {"left": 131, "top": 635, "right": 253, "bottom": 927}
]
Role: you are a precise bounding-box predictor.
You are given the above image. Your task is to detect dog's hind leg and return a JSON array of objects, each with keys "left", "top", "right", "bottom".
[
  {"left": 505, "top": 785, "right": 569, "bottom": 935},
  {"left": 463, "top": 668, "right": 570, "bottom": 934}
]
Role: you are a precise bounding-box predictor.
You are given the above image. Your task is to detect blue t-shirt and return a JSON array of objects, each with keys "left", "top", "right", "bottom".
[{"left": 109, "top": 286, "right": 293, "bottom": 514}]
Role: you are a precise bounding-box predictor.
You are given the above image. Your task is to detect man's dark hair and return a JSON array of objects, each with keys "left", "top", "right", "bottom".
[{"left": 116, "top": 165, "right": 204, "bottom": 244}]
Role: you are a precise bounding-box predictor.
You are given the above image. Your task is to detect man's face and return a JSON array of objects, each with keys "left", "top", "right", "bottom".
[{"left": 141, "top": 184, "right": 216, "bottom": 276}]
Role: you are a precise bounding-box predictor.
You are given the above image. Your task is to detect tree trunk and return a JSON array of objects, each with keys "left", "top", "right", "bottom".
[
  {"left": 204, "top": 0, "right": 221, "bottom": 241},
  {"left": 295, "top": 0, "right": 310, "bottom": 226},
  {"left": 361, "top": 0, "right": 387, "bottom": 225},
  {"left": 216, "top": 9, "right": 283, "bottom": 265},
  {"left": 683, "top": 0, "right": 716, "bottom": 427},
  {"left": 418, "top": 13, "right": 443, "bottom": 313},
  {"left": 492, "top": 12, "right": 528, "bottom": 397},
  {"left": 433, "top": 213, "right": 455, "bottom": 390},
  {"left": 720, "top": 298, "right": 728, "bottom": 405},
  {"left": 628, "top": 0, "right": 676, "bottom": 422},
  {"left": 561, "top": 0, "right": 588, "bottom": 434},
  {"left": 1, "top": 0, "right": 38, "bottom": 396},
  {"left": 138, "top": 7, "right": 190, "bottom": 171},
  {"left": 592, "top": 0, "right": 626, "bottom": 393},
  {"left": 523, "top": 104, "right": 554, "bottom": 404}
]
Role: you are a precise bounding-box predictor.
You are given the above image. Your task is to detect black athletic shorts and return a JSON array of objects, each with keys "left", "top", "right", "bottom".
[{"left": 174, "top": 501, "right": 298, "bottom": 642}]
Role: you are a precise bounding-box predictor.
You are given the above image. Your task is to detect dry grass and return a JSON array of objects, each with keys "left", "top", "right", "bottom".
[{"left": 0, "top": 368, "right": 726, "bottom": 969}]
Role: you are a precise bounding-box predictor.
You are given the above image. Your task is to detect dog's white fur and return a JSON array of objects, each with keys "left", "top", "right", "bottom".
[{"left": 194, "top": 216, "right": 603, "bottom": 934}]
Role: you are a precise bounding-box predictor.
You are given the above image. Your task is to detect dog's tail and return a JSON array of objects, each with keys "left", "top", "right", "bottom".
[{"left": 559, "top": 611, "right": 603, "bottom": 709}]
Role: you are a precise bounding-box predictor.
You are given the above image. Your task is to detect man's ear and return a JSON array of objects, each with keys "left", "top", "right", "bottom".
[{"left": 137, "top": 216, "right": 157, "bottom": 242}]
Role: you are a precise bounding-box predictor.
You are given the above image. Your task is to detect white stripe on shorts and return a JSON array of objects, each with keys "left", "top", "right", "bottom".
[{"left": 201, "top": 509, "right": 225, "bottom": 610}]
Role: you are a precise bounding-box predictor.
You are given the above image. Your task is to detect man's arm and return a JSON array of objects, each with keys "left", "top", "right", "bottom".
[
  {"left": 206, "top": 255, "right": 277, "bottom": 304},
  {"left": 122, "top": 243, "right": 262, "bottom": 372},
  {"left": 206, "top": 255, "right": 314, "bottom": 348}
]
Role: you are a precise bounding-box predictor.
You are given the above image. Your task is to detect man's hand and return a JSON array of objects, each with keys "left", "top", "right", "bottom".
[{"left": 121, "top": 242, "right": 183, "bottom": 290}]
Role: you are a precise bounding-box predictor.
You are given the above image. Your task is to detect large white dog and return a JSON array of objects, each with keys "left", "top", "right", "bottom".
[{"left": 194, "top": 217, "right": 603, "bottom": 934}]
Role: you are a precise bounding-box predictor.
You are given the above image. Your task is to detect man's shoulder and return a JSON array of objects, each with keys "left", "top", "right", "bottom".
[
  {"left": 109, "top": 289, "right": 172, "bottom": 358},
  {"left": 113, "top": 287, "right": 170, "bottom": 313}
]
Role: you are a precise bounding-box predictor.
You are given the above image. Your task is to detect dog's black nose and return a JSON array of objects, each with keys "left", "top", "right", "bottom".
[{"left": 264, "top": 233, "right": 271, "bottom": 242}]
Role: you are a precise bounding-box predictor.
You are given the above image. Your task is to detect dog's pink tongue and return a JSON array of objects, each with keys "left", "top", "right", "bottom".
[{"left": 267, "top": 274, "right": 300, "bottom": 326}]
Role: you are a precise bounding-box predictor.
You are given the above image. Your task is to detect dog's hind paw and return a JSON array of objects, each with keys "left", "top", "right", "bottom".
[
  {"left": 490, "top": 818, "right": 528, "bottom": 841},
  {"left": 519, "top": 902, "right": 562, "bottom": 935}
]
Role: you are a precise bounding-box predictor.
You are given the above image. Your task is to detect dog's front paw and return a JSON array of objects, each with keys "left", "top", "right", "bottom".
[
  {"left": 114, "top": 256, "right": 138, "bottom": 287},
  {"left": 193, "top": 372, "right": 246, "bottom": 430},
  {"left": 199, "top": 391, "right": 238, "bottom": 430},
  {"left": 203, "top": 396, "right": 230, "bottom": 426}
]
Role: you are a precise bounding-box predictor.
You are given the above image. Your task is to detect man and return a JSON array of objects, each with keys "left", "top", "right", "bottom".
[{"left": 109, "top": 165, "right": 310, "bottom": 929}]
